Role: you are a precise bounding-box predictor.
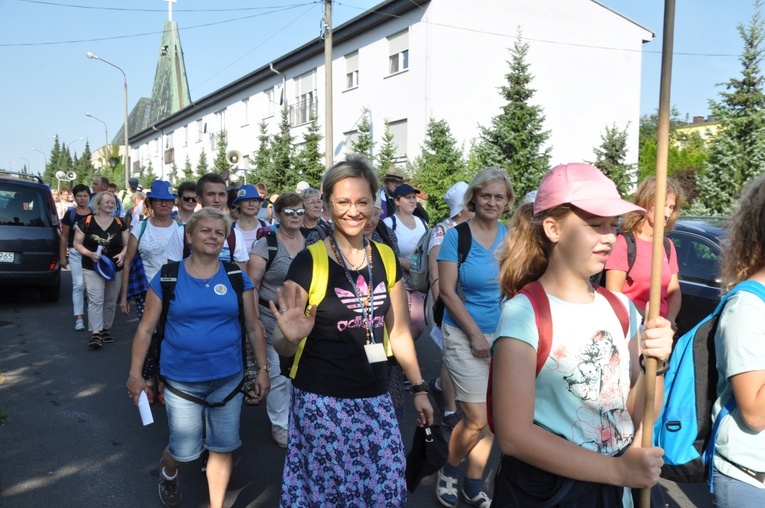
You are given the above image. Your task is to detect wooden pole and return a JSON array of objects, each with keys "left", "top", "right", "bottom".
[
  {"left": 641, "top": 0, "right": 675, "bottom": 506},
  {"left": 324, "top": 0, "right": 334, "bottom": 168}
]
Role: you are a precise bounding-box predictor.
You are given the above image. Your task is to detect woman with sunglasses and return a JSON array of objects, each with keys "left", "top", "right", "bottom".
[
  {"left": 120, "top": 180, "right": 183, "bottom": 403},
  {"left": 231, "top": 184, "right": 269, "bottom": 253},
  {"left": 271, "top": 157, "right": 433, "bottom": 506},
  {"left": 246, "top": 192, "right": 305, "bottom": 446},
  {"left": 174, "top": 181, "right": 199, "bottom": 224}
]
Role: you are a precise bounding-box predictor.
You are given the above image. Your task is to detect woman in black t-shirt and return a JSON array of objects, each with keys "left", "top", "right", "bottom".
[
  {"left": 73, "top": 191, "right": 129, "bottom": 349},
  {"left": 59, "top": 184, "right": 92, "bottom": 332},
  {"left": 272, "top": 157, "right": 434, "bottom": 507}
]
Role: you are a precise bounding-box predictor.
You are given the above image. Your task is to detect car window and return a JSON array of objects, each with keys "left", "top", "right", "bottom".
[
  {"left": 0, "top": 185, "right": 51, "bottom": 227},
  {"left": 669, "top": 233, "right": 722, "bottom": 287}
]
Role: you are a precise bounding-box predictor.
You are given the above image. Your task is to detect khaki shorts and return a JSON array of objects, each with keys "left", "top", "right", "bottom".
[{"left": 442, "top": 322, "right": 495, "bottom": 403}]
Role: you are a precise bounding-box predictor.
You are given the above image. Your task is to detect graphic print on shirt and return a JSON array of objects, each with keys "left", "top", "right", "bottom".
[
  {"left": 334, "top": 274, "right": 387, "bottom": 332},
  {"left": 562, "top": 329, "right": 631, "bottom": 453},
  {"left": 89, "top": 232, "right": 115, "bottom": 247}
]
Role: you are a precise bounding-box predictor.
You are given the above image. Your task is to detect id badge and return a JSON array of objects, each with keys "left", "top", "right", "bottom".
[{"left": 364, "top": 343, "right": 387, "bottom": 363}]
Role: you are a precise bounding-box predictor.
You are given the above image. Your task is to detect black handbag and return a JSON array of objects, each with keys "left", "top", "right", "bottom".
[{"left": 405, "top": 424, "right": 448, "bottom": 492}]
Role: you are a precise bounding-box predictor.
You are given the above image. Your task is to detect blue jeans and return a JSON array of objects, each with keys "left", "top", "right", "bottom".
[
  {"left": 164, "top": 372, "right": 243, "bottom": 462},
  {"left": 69, "top": 247, "right": 85, "bottom": 316},
  {"left": 713, "top": 469, "right": 765, "bottom": 507}
]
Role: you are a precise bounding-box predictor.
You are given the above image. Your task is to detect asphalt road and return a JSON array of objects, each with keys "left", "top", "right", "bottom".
[{"left": 0, "top": 270, "right": 713, "bottom": 507}]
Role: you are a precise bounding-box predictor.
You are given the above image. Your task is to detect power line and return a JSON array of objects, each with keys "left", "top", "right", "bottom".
[
  {"left": 336, "top": 1, "right": 738, "bottom": 58},
  {"left": 17, "top": 0, "right": 319, "bottom": 13},
  {"left": 0, "top": 3, "right": 316, "bottom": 47}
]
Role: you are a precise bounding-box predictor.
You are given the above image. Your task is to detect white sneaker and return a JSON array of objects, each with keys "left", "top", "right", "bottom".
[
  {"left": 75, "top": 319, "right": 85, "bottom": 331},
  {"left": 271, "top": 426, "right": 288, "bottom": 448}
]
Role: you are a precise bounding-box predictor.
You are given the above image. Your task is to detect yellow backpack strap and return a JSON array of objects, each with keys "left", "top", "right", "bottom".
[
  {"left": 289, "top": 240, "right": 329, "bottom": 378},
  {"left": 373, "top": 240, "right": 397, "bottom": 357}
]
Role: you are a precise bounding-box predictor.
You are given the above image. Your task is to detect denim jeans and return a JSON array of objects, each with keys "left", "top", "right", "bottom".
[
  {"left": 69, "top": 247, "right": 85, "bottom": 316},
  {"left": 714, "top": 468, "right": 765, "bottom": 507}
]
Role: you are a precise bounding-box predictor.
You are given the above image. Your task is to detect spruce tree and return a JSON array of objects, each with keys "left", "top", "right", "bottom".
[
  {"left": 43, "top": 136, "right": 63, "bottom": 185},
  {"left": 212, "top": 130, "right": 229, "bottom": 175},
  {"left": 349, "top": 108, "right": 374, "bottom": 158},
  {"left": 269, "top": 108, "right": 294, "bottom": 192},
  {"left": 139, "top": 161, "right": 157, "bottom": 189},
  {"left": 414, "top": 118, "right": 469, "bottom": 224},
  {"left": 170, "top": 163, "right": 179, "bottom": 184},
  {"left": 474, "top": 31, "right": 552, "bottom": 200},
  {"left": 695, "top": 0, "right": 765, "bottom": 215},
  {"left": 196, "top": 149, "right": 209, "bottom": 178},
  {"left": 183, "top": 155, "right": 194, "bottom": 181},
  {"left": 74, "top": 142, "right": 96, "bottom": 186},
  {"left": 251, "top": 121, "right": 271, "bottom": 185},
  {"left": 375, "top": 120, "right": 398, "bottom": 178},
  {"left": 590, "top": 123, "right": 633, "bottom": 196},
  {"left": 293, "top": 114, "right": 324, "bottom": 188}
]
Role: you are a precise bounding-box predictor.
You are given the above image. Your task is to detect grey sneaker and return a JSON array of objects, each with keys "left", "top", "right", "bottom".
[
  {"left": 271, "top": 426, "right": 288, "bottom": 448},
  {"left": 158, "top": 457, "right": 181, "bottom": 508},
  {"left": 74, "top": 319, "right": 85, "bottom": 331}
]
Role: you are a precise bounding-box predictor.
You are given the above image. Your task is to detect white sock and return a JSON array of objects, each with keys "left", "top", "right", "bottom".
[
  {"left": 434, "top": 379, "right": 442, "bottom": 392},
  {"left": 162, "top": 467, "right": 177, "bottom": 481},
  {"left": 444, "top": 410, "right": 455, "bottom": 417}
]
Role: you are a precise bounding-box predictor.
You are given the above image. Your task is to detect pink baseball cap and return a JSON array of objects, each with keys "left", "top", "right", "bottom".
[{"left": 533, "top": 163, "right": 645, "bottom": 217}]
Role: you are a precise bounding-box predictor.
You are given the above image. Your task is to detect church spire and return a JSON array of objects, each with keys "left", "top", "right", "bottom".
[{"left": 148, "top": 0, "right": 191, "bottom": 125}]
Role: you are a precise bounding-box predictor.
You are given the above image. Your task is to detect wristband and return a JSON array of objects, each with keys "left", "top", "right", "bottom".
[
  {"left": 639, "top": 354, "right": 669, "bottom": 376},
  {"left": 410, "top": 380, "right": 429, "bottom": 394}
]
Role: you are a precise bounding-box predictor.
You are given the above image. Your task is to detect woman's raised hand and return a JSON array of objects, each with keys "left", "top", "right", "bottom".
[{"left": 269, "top": 284, "right": 316, "bottom": 344}]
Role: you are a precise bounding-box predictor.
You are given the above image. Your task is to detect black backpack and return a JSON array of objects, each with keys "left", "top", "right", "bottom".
[
  {"left": 142, "top": 260, "right": 247, "bottom": 408},
  {"left": 431, "top": 222, "right": 472, "bottom": 327},
  {"left": 591, "top": 231, "right": 672, "bottom": 286}
]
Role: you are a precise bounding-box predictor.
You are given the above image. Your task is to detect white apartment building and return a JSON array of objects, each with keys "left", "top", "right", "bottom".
[{"left": 129, "top": 0, "right": 653, "bottom": 183}]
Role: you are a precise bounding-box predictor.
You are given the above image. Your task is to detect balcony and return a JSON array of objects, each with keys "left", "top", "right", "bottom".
[{"left": 289, "top": 97, "right": 318, "bottom": 127}]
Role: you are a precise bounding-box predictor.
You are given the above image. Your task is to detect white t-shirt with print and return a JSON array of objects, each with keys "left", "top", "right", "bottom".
[
  {"left": 132, "top": 220, "right": 181, "bottom": 283},
  {"left": 495, "top": 290, "right": 639, "bottom": 456}
]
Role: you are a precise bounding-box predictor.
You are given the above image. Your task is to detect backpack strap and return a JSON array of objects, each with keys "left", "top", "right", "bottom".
[
  {"left": 594, "top": 286, "right": 630, "bottom": 338},
  {"left": 455, "top": 221, "right": 472, "bottom": 264},
  {"left": 264, "top": 231, "right": 278, "bottom": 272},
  {"left": 288, "top": 239, "right": 397, "bottom": 378},
  {"left": 622, "top": 231, "right": 673, "bottom": 284},
  {"left": 137, "top": 220, "right": 148, "bottom": 244},
  {"left": 227, "top": 229, "right": 236, "bottom": 263},
  {"left": 182, "top": 225, "right": 190, "bottom": 259},
  {"left": 68, "top": 206, "right": 77, "bottom": 226},
  {"left": 390, "top": 215, "right": 397, "bottom": 232}
]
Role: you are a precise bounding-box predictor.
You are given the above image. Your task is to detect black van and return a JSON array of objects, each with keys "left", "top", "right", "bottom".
[{"left": 0, "top": 172, "right": 61, "bottom": 301}]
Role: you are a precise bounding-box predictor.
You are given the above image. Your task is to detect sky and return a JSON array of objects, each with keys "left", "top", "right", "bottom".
[{"left": 0, "top": 0, "right": 757, "bottom": 177}]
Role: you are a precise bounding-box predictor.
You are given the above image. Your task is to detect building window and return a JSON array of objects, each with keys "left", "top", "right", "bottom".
[
  {"left": 388, "top": 119, "right": 408, "bottom": 159},
  {"left": 183, "top": 125, "right": 188, "bottom": 147},
  {"left": 215, "top": 108, "right": 226, "bottom": 132},
  {"left": 197, "top": 119, "right": 204, "bottom": 142},
  {"left": 291, "top": 70, "right": 317, "bottom": 126},
  {"left": 345, "top": 51, "right": 359, "bottom": 89},
  {"left": 242, "top": 98, "right": 249, "bottom": 126},
  {"left": 265, "top": 88, "right": 275, "bottom": 118},
  {"left": 388, "top": 30, "right": 409, "bottom": 75}
]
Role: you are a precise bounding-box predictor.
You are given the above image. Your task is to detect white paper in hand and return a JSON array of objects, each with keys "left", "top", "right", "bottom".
[{"left": 138, "top": 390, "right": 154, "bottom": 426}]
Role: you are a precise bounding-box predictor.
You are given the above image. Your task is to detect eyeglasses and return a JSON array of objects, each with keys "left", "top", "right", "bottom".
[
  {"left": 281, "top": 208, "right": 306, "bottom": 216},
  {"left": 181, "top": 196, "right": 197, "bottom": 203},
  {"left": 304, "top": 199, "right": 323, "bottom": 207},
  {"left": 330, "top": 199, "right": 374, "bottom": 214}
]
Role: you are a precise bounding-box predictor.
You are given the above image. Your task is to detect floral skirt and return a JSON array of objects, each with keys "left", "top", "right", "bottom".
[{"left": 280, "top": 387, "right": 407, "bottom": 508}]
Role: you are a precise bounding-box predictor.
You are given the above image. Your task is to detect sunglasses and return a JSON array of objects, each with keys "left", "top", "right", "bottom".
[
  {"left": 281, "top": 208, "right": 306, "bottom": 217},
  {"left": 181, "top": 196, "right": 197, "bottom": 203}
]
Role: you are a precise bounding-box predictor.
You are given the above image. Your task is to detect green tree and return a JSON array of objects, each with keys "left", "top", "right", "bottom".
[
  {"left": 590, "top": 123, "right": 633, "bottom": 196},
  {"left": 293, "top": 114, "right": 324, "bottom": 188},
  {"left": 138, "top": 161, "right": 157, "bottom": 189},
  {"left": 73, "top": 142, "right": 97, "bottom": 187},
  {"left": 196, "top": 149, "right": 209, "bottom": 178},
  {"left": 413, "top": 118, "right": 469, "bottom": 225},
  {"left": 212, "top": 130, "right": 229, "bottom": 175},
  {"left": 43, "top": 136, "right": 63, "bottom": 185},
  {"left": 474, "top": 31, "right": 552, "bottom": 200},
  {"left": 375, "top": 120, "right": 398, "bottom": 178},
  {"left": 695, "top": 1, "right": 765, "bottom": 214},
  {"left": 349, "top": 108, "right": 374, "bottom": 158},
  {"left": 169, "top": 163, "right": 180, "bottom": 184},
  {"left": 250, "top": 121, "right": 271, "bottom": 185},
  {"left": 268, "top": 108, "right": 294, "bottom": 192},
  {"left": 182, "top": 155, "right": 194, "bottom": 181},
  {"left": 637, "top": 108, "right": 686, "bottom": 179}
]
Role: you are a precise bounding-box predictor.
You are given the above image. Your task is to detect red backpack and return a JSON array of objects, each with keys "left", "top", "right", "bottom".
[{"left": 487, "top": 281, "right": 629, "bottom": 433}]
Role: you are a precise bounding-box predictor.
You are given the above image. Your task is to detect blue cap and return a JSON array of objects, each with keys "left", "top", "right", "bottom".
[
  {"left": 94, "top": 255, "right": 116, "bottom": 281},
  {"left": 145, "top": 180, "right": 177, "bottom": 201},
  {"left": 233, "top": 184, "right": 263, "bottom": 204},
  {"left": 392, "top": 183, "right": 421, "bottom": 200}
]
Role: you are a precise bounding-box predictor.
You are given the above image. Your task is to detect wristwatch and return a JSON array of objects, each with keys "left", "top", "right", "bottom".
[
  {"left": 259, "top": 364, "right": 272, "bottom": 372},
  {"left": 410, "top": 380, "right": 429, "bottom": 394}
]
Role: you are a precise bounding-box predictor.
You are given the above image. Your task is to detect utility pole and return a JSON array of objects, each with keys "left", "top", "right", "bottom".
[{"left": 324, "top": 0, "right": 334, "bottom": 168}]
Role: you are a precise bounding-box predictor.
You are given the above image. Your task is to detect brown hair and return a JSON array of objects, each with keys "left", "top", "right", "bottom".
[
  {"left": 498, "top": 203, "right": 572, "bottom": 299},
  {"left": 321, "top": 155, "right": 379, "bottom": 203},
  {"left": 274, "top": 192, "right": 303, "bottom": 214},
  {"left": 620, "top": 176, "right": 684, "bottom": 234},
  {"left": 721, "top": 173, "right": 765, "bottom": 290}
]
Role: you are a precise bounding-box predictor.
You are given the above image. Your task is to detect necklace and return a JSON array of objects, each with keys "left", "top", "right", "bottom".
[
  {"left": 329, "top": 234, "right": 375, "bottom": 344},
  {"left": 331, "top": 237, "right": 366, "bottom": 270},
  {"left": 187, "top": 260, "right": 216, "bottom": 288}
]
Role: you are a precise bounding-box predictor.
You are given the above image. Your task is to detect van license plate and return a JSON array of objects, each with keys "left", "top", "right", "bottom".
[{"left": 0, "top": 252, "right": 14, "bottom": 263}]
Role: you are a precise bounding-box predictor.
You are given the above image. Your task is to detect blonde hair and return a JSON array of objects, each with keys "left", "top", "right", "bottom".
[
  {"left": 92, "top": 191, "right": 115, "bottom": 214},
  {"left": 185, "top": 207, "right": 232, "bottom": 238},
  {"left": 721, "top": 174, "right": 765, "bottom": 290},
  {"left": 464, "top": 167, "right": 515, "bottom": 214},
  {"left": 498, "top": 202, "right": 572, "bottom": 299},
  {"left": 621, "top": 176, "right": 684, "bottom": 233}
]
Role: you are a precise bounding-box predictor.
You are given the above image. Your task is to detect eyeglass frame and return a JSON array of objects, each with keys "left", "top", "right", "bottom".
[
  {"left": 329, "top": 198, "right": 374, "bottom": 214},
  {"left": 181, "top": 195, "right": 197, "bottom": 203}
]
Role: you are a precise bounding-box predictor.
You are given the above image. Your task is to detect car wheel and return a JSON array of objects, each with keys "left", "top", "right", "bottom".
[{"left": 39, "top": 280, "right": 61, "bottom": 302}]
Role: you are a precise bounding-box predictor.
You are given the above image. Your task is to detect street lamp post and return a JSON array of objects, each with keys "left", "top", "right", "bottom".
[
  {"left": 17, "top": 156, "right": 31, "bottom": 173},
  {"left": 87, "top": 51, "right": 129, "bottom": 191},
  {"left": 67, "top": 137, "right": 85, "bottom": 151},
  {"left": 85, "top": 113, "right": 109, "bottom": 151},
  {"left": 32, "top": 148, "right": 48, "bottom": 176}
]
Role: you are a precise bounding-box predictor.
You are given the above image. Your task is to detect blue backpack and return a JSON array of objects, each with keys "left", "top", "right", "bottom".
[{"left": 653, "top": 280, "right": 765, "bottom": 490}]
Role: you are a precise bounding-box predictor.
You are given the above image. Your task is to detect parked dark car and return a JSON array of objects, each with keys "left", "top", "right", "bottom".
[
  {"left": 667, "top": 217, "right": 729, "bottom": 337},
  {"left": 0, "top": 172, "right": 61, "bottom": 301}
]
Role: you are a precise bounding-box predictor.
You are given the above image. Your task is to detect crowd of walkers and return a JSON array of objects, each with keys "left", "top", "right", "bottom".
[{"left": 54, "top": 157, "right": 765, "bottom": 508}]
